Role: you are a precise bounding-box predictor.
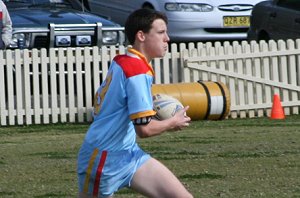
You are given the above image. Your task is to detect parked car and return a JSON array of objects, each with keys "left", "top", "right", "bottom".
[
  {"left": 4, "top": 0, "right": 125, "bottom": 49},
  {"left": 248, "top": 0, "right": 300, "bottom": 41},
  {"left": 87, "top": 0, "right": 266, "bottom": 42}
]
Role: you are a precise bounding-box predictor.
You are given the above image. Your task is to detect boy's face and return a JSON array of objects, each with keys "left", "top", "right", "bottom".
[{"left": 143, "top": 19, "right": 170, "bottom": 60}]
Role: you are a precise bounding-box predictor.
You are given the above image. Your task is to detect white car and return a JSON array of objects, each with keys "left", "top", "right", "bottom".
[{"left": 88, "top": 0, "right": 266, "bottom": 42}]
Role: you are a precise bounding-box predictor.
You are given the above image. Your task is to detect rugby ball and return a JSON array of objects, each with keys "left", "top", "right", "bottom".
[{"left": 153, "top": 93, "right": 184, "bottom": 120}]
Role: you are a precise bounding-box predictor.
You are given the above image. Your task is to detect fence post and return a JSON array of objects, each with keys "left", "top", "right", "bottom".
[
  {"left": 268, "top": 40, "right": 280, "bottom": 96},
  {"left": 242, "top": 41, "right": 255, "bottom": 118},
  {"left": 75, "top": 47, "right": 84, "bottom": 122},
  {"left": 6, "top": 50, "right": 16, "bottom": 125},
  {"left": 224, "top": 42, "right": 237, "bottom": 118},
  {"left": 0, "top": 50, "right": 6, "bottom": 126},
  {"left": 234, "top": 42, "right": 246, "bottom": 118},
  {"left": 259, "top": 40, "right": 273, "bottom": 117},
  {"left": 41, "top": 48, "right": 50, "bottom": 124},
  {"left": 251, "top": 41, "right": 264, "bottom": 117},
  {"left": 286, "top": 39, "right": 299, "bottom": 115},
  {"left": 49, "top": 48, "right": 58, "bottom": 123},
  {"left": 83, "top": 47, "right": 93, "bottom": 122},
  {"left": 278, "top": 40, "right": 290, "bottom": 116}
]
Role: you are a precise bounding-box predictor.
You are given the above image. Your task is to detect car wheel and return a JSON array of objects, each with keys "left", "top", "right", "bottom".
[{"left": 258, "top": 31, "right": 270, "bottom": 41}]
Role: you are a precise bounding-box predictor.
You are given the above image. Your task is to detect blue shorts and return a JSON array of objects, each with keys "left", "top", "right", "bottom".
[{"left": 77, "top": 142, "right": 150, "bottom": 197}]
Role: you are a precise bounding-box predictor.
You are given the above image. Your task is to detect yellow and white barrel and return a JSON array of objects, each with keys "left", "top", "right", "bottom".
[{"left": 152, "top": 81, "right": 230, "bottom": 120}]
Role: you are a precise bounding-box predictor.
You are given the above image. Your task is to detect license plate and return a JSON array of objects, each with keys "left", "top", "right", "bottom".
[{"left": 223, "top": 16, "right": 250, "bottom": 27}]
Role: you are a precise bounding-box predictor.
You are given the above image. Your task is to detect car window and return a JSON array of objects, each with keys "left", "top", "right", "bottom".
[{"left": 277, "top": 0, "right": 300, "bottom": 10}]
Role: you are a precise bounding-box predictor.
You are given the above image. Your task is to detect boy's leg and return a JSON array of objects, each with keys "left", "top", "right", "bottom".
[{"left": 130, "top": 157, "right": 193, "bottom": 198}]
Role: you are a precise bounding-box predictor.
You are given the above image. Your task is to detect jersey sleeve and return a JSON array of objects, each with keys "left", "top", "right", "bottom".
[
  {"left": 114, "top": 54, "right": 156, "bottom": 120},
  {"left": 126, "top": 74, "right": 156, "bottom": 120}
]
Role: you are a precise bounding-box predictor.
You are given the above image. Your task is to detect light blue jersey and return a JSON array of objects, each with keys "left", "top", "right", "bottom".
[
  {"left": 77, "top": 48, "right": 156, "bottom": 197},
  {"left": 84, "top": 48, "right": 156, "bottom": 151}
]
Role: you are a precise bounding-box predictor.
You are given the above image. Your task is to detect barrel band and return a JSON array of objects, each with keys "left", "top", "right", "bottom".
[
  {"left": 215, "top": 81, "right": 227, "bottom": 120},
  {"left": 197, "top": 80, "right": 210, "bottom": 120}
]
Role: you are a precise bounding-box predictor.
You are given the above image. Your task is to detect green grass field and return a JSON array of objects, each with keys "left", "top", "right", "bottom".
[{"left": 0, "top": 116, "right": 299, "bottom": 198}]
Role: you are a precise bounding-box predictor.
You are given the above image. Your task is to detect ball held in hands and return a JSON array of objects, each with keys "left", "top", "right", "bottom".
[{"left": 153, "top": 93, "right": 184, "bottom": 120}]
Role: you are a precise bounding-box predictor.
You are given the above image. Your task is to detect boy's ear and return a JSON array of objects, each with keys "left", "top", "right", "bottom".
[{"left": 136, "top": 30, "right": 146, "bottom": 42}]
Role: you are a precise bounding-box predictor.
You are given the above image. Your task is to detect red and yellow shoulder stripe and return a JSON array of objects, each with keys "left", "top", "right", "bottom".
[{"left": 114, "top": 48, "right": 154, "bottom": 78}]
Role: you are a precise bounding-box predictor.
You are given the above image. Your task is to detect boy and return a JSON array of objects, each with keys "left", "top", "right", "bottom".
[{"left": 77, "top": 8, "right": 193, "bottom": 198}]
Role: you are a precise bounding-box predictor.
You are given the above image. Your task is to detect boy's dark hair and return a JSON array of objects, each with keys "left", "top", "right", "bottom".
[{"left": 125, "top": 8, "right": 168, "bottom": 45}]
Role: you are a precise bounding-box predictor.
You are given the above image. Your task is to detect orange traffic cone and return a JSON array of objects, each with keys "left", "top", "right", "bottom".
[{"left": 270, "top": 94, "right": 285, "bottom": 120}]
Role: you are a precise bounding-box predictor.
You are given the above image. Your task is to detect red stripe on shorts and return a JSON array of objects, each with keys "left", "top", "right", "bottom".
[{"left": 93, "top": 150, "right": 107, "bottom": 196}]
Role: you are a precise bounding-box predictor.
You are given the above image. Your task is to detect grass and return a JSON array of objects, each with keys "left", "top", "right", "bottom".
[{"left": 0, "top": 116, "right": 299, "bottom": 197}]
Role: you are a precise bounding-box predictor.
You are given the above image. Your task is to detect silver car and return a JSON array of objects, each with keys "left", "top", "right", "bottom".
[{"left": 88, "top": 0, "right": 266, "bottom": 42}]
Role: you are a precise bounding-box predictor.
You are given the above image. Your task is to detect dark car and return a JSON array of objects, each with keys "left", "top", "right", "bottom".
[
  {"left": 248, "top": 0, "right": 300, "bottom": 41},
  {"left": 4, "top": 0, "right": 125, "bottom": 49}
]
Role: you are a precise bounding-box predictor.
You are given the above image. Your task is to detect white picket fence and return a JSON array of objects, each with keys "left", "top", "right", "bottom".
[
  {"left": 0, "top": 39, "right": 300, "bottom": 126},
  {"left": 183, "top": 39, "right": 300, "bottom": 118}
]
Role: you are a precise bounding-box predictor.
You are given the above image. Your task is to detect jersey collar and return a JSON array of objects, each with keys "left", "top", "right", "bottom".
[{"left": 127, "top": 48, "right": 155, "bottom": 76}]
